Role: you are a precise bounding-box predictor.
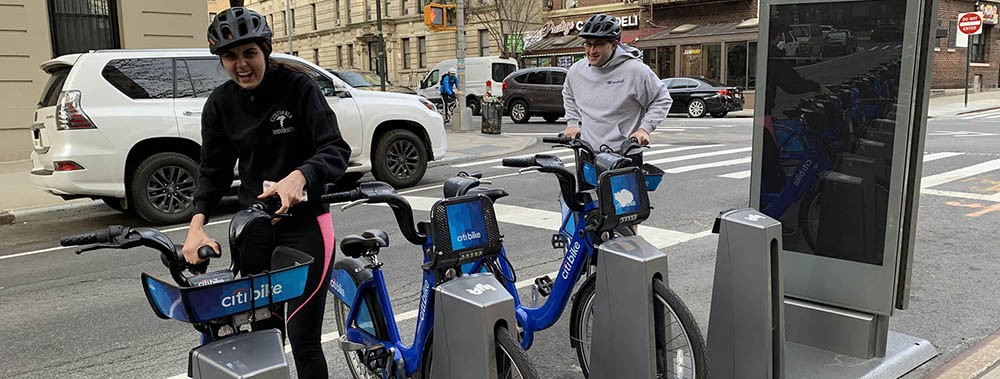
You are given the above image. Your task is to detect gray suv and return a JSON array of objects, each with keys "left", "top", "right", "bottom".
[{"left": 502, "top": 67, "right": 567, "bottom": 124}]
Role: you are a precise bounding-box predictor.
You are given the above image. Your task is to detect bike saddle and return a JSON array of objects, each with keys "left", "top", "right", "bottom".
[
  {"left": 443, "top": 175, "right": 481, "bottom": 198},
  {"left": 466, "top": 186, "right": 509, "bottom": 202},
  {"left": 340, "top": 230, "right": 389, "bottom": 258}
]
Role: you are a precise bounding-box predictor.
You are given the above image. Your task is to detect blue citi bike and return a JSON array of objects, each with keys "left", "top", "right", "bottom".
[
  {"left": 60, "top": 202, "right": 313, "bottom": 379},
  {"left": 323, "top": 183, "right": 539, "bottom": 379},
  {"left": 448, "top": 136, "right": 710, "bottom": 379}
]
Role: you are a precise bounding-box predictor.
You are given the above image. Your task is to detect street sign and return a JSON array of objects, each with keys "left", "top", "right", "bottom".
[{"left": 958, "top": 12, "right": 984, "bottom": 35}]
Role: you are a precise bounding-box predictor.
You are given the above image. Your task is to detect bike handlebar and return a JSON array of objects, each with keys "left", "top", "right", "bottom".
[
  {"left": 323, "top": 181, "right": 427, "bottom": 245},
  {"left": 60, "top": 225, "right": 126, "bottom": 247},
  {"left": 502, "top": 153, "right": 583, "bottom": 211},
  {"left": 501, "top": 156, "right": 535, "bottom": 168}
]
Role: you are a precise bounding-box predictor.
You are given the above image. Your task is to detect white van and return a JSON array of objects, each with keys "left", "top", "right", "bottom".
[{"left": 417, "top": 56, "right": 517, "bottom": 115}]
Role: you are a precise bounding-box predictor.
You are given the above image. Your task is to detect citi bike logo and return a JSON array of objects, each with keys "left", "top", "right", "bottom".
[
  {"left": 456, "top": 230, "right": 482, "bottom": 242},
  {"left": 561, "top": 241, "right": 582, "bottom": 280},
  {"left": 466, "top": 283, "right": 498, "bottom": 295},
  {"left": 417, "top": 280, "right": 431, "bottom": 327},
  {"left": 793, "top": 159, "right": 814, "bottom": 187},
  {"left": 221, "top": 283, "right": 283, "bottom": 308}
]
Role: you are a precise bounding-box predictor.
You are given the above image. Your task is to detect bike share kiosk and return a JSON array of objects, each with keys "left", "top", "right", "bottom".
[
  {"left": 588, "top": 165, "right": 665, "bottom": 378},
  {"left": 709, "top": 0, "right": 942, "bottom": 376},
  {"left": 428, "top": 194, "right": 518, "bottom": 378}
]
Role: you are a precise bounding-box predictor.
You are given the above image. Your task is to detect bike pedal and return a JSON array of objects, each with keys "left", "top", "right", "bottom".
[
  {"left": 551, "top": 234, "right": 566, "bottom": 249},
  {"left": 338, "top": 335, "right": 365, "bottom": 352},
  {"left": 534, "top": 275, "right": 554, "bottom": 297}
]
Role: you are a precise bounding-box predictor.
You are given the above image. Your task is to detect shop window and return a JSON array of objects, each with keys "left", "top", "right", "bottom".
[
  {"left": 703, "top": 44, "right": 722, "bottom": 82},
  {"left": 658, "top": 46, "right": 675, "bottom": 78},
  {"left": 726, "top": 42, "right": 749, "bottom": 88},
  {"left": 643, "top": 49, "right": 657, "bottom": 73},
  {"left": 970, "top": 32, "right": 987, "bottom": 63},
  {"left": 681, "top": 45, "right": 702, "bottom": 77},
  {"left": 748, "top": 42, "right": 757, "bottom": 89}
]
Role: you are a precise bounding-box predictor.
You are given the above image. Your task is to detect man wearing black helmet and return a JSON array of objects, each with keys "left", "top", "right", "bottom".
[
  {"left": 562, "top": 13, "right": 672, "bottom": 153},
  {"left": 183, "top": 7, "right": 352, "bottom": 379}
]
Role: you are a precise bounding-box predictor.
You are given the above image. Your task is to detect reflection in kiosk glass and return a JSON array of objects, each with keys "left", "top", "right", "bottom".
[{"left": 759, "top": 0, "right": 904, "bottom": 266}]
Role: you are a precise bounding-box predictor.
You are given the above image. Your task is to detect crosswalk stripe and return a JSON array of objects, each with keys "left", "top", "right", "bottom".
[
  {"left": 665, "top": 157, "right": 752, "bottom": 174},
  {"left": 485, "top": 144, "right": 727, "bottom": 169},
  {"left": 645, "top": 147, "right": 752, "bottom": 166},
  {"left": 921, "top": 158, "right": 1000, "bottom": 189},
  {"left": 923, "top": 152, "right": 964, "bottom": 162},
  {"left": 718, "top": 170, "right": 751, "bottom": 179},
  {"left": 453, "top": 150, "right": 575, "bottom": 168}
]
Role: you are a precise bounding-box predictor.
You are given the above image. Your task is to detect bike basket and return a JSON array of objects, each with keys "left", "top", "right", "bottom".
[
  {"left": 642, "top": 163, "right": 664, "bottom": 192},
  {"left": 589, "top": 166, "right": 651, "bottom": 232},
  {"left": 141, "top": 247, "right": 313, "bottom": 323},
  {"left": 429, "top": 194, "right": 503, "bottom": 270}
]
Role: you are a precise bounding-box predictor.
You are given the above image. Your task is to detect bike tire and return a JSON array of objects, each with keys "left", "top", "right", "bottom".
[
  {"left": 798, "top": 188, "right": 821, "bottom": 253},
  {"left": 569, "top": 277, "right": 710, "bottom": 379},
  {"left": 420, "top": 324, "right": 539, "bottom": 379}
]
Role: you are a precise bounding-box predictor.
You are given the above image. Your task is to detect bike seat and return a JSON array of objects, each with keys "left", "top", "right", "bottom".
[
  {"left": 340, "top": 229, "right": 390, "bottom": 258},
  {"left": 466, "top": 186, "right": 509, "bottom": 202},
  {"left": 443, "top": 175, "right": 481, "bottom": 198}
]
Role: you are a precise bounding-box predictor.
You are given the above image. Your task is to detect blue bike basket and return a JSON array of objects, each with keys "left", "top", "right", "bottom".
[
  {"left": 142, "top": 247, "right": 312, "bottom": 323},
  {"left": 642, "top": 163, "right": 664, "bottom": 192}
]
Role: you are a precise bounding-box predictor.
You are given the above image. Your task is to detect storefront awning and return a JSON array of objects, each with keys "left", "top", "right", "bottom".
[
  {"left": 522, "top": 27, "right": 667, "bottom": 58},
  {"left": 635, "top": 21, "right": 759, "bottom": 48}
]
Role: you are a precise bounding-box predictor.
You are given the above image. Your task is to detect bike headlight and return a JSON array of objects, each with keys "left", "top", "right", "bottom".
[{"left": 418, "top": 97, "right": 436, "bottom": 111}]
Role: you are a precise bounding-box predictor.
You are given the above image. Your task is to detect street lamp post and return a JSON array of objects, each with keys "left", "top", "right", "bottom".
[{"left": 375, "top": 0, "right": 387, "bottom": 91}]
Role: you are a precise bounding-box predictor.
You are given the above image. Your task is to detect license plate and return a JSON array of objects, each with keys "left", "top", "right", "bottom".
[{"left": 31, "top": 123, "right": 45, "bottom": 150}]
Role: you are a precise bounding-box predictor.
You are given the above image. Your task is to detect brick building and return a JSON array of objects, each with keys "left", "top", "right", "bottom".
[{"left": 933, "top": 0, "right": 999, "bottom": 89}]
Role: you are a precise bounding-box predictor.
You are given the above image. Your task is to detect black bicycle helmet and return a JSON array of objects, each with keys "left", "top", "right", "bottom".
[
  {"left": 579, "top": 14, "right": 621, "bottom": 40},
  {"left": 207, "top": 7, "right": 272, "bottom": 55}
]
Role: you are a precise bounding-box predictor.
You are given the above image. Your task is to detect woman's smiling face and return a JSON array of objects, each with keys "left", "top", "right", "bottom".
[{"left": 220, "top": 41, "right": 266, "bottom": 90}]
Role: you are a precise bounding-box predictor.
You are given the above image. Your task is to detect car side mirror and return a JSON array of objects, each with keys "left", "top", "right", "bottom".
[{"left": 321, "top": 87, "right": 337, "bottom": 97}]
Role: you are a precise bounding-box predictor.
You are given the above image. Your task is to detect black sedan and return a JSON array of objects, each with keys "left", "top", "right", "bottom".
[{"left": 661, "top": 77, "right": 745, "bottom": 118}]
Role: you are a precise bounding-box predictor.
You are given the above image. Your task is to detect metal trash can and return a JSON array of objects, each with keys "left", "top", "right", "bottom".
[{"left": 481, "top": 100, "right": 502, "bottom": 134}]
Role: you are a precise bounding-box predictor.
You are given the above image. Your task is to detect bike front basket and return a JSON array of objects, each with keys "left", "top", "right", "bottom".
[{"left": 141, "top": 247, "right": 313, "bottom": 323}]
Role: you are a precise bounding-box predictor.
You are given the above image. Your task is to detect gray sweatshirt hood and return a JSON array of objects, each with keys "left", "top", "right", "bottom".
[{"left": 599, "top": 43, "right": 643, "bottom": 69}]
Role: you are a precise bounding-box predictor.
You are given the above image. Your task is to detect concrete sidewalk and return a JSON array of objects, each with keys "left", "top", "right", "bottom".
[{"left": 0, "top": 125, "right": 535, "bottom": 224}]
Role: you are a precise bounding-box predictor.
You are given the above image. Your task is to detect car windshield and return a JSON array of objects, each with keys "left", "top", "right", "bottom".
[
  {"left": 828, "top": 31, "right": 847, "bottom": 40},
  {"left": 334, "top": 71, "right": 378, "bottom": 87}
]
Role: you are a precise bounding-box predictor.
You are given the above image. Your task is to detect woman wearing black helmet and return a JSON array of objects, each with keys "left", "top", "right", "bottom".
[{"left": 182, "top": 7, "right": 352, "bottom": 379}]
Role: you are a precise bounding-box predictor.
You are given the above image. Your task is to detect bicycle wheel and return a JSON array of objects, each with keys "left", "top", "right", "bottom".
[
  {"left": 570, "top": 277, "right": 710, "bottom": 379},
  {"left": 420, "top": 324, "right": 539, "bottom": 379},
  {"left": 798, "top": 188, "right": 821, "bottom": 253}
]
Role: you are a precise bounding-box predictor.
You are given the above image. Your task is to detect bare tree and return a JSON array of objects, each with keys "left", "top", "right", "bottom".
[{"left": 467, "top": 0, "right": 543, "bottom": 60}]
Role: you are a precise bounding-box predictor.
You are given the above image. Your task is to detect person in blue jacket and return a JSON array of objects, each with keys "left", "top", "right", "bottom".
[{"left": 439, "top": 67, "right": 458, "bottom": 120}]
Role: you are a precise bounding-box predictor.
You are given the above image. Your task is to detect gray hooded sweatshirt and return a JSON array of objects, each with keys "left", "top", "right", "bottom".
[{"left": 562, "top": 44, "right": 672, "bottom": 151}]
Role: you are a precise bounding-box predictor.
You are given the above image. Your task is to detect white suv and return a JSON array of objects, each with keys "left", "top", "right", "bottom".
[{"left": 29, "top": 49, "right": 446, "bottom": 224}]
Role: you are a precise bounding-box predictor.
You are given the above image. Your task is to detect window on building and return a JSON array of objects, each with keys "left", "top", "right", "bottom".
[
  {"left": 337, "top": 45, "right": 343, "bottom": 67},
  {"left": 311, "top": 4, "right": 317, "bottom": 30},
  {"left": 726, "top": 41, "right": 749, "bottom": 88},
  {"left": 176, "top": 59, "right": 230, "bottom": 98},
  {"left": 657, "top": 46, "right": 675, "bottom": 78},
  {"left": 418, "top": 36, "right": 427, "bottom": 68},
  {"left": 269, "top": 14, "right": 274, "bottom": 30},
  {"left": 747, "top": 41, "right": 757, "bottom": 88},
  {"left": 345, "top": 0, "right": 352, "bottom": 24},
  {"left": 335, "top": 0, "right": 341, "bottom": 20},
  {"left": 209, "top": 12, "right": 217, "bottom": 22},
  {"left": 281, "top": 11, "right": 287, "bottom": 35},
  {"left": 970, "top": 32, "right": 987, "bottom": 63},
  {"left": 479, "top": 30, "right": 490, "bottom": 56},
  {"left": 291, "top": 8, "right": 296, "bottom": 28},
  {"left": 101, "top": 58, "right": 173, "bottom": 99},
  {"left": 681, "top": 45, "right": 702, "bottom": 77},
  {"left": 402, "top": 38, "right": 411, "bottom": 69},
  {"left": 703, "top": 43, "right": 722, "bottom": 82},
  {"left": 48, "top": 0, "right": 121, "bottom": 56},
  {"left": 948, "top": 20, "right": 957, "bottom": 49},
  {"left": 385, "top": 0, "right": 391, "bottom": 17},
  {"left": 368, "top": 41, "right": 378, "bottom": 72},
  {"left": 314, "top": 48, "right": 320, "bottom": 64},
  {"left": 402, "top": 0, "right": 409, "bottom": 15},
  {"left": 349, "top": 44, "right": 355, "bottom": 67}
]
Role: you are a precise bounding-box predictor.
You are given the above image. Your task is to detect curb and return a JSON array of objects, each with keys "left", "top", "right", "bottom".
[
  {"left": 1, "top": 200, "right": 107, "bottom": 226},
  {"left": 956, "top": 105, "right": 1000, "bottom": 116},
  {"left": 925, "top": 328, "right": 1000, "bottom": 379},
  {"left": 429, "top": 135, "right": 538, "bottom": 168}
]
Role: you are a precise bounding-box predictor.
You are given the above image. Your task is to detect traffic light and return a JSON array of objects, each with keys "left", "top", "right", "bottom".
[{"left": 423, "top": 2, "right": 455, "bottom": 31}]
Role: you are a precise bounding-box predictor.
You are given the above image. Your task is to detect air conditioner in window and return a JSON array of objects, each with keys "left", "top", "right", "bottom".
[{"left": 336, "top": 19, "right": 342, "bottom": 26}]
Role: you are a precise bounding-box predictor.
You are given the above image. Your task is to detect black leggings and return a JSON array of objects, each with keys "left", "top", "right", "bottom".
[{"left": 236, "top": 213, "right": 335, "bottom": 379}]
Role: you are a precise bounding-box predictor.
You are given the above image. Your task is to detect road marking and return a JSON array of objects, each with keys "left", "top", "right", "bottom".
[
  {"left": 645, "top": 147, "right": 752, "bottom": 166},
  {"left": 922, "top": 189, "right": 1000, "bottom": 203},
  {"left": 0, "top": 219, "right": 230, "bottom": 261},
  {"left": 665, "top": 157, "right": 751, "bottom": 174},
  {"left": 485, "top": 144, "right": 726, "bottom": 169},
  {"left": 927, "top": 131, "right": 998, "bottom": 137},
  {"left": 503, "top": 132, "right": 561, "bottom": 136},
  {"left": 453, "top": 150, "right": 575, "bottom": 168},
  {"left": 921, "top": 159, "right": 1000, "bottom": 189},
  {"left": 718, "top": 170, "right": 751, "bottom": 179},
  {"left": 923, "top": 152, "right": 965, "bottom": 162}
]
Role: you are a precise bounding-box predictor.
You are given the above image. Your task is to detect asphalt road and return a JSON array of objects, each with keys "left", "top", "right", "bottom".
[{"left": 1, "top": 112, "right": 999, "bottom": 378}]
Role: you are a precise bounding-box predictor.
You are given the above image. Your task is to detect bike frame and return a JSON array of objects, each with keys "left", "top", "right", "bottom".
[
  {"left": 468, "top": 199, "right": 600, "bottom": 349},
  {"left": 340, "top": 239, "right": 437, "bottom": 377}
]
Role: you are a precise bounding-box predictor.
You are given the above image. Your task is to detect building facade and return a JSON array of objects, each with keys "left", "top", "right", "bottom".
[
  {"left": 0, "top": 0, "right": 207, "bottom": 162},
  {"left": 933, "top": 0, "right": 999, "bottom": 89},
  {"left": 209, "top": 0, "right": 231, "bottom": 21},
  {"left": 243, "top": 0, "right": 529, "bottom": 89}
]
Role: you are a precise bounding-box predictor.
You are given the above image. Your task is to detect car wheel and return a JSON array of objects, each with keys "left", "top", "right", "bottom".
[
  {"left": 130, "top": 152, "right": 198, "bottom": 225},
  {"left": 710, "top": 111, "right": 728, "bottom": 118},
  {"left": 372, "top": 129, "right": 428, "bottom": 189},
  {"left": 543, "top": 115, "right": 560, "bottom": 123},
  {"left": 509, "top": 100, "right": 530, "bottom": 124},
  {"left": 687, "top": 99, "right": 707, "bottom": 118},
  {"left": 468, "top": 96, "right": 482, "bottom": 116}
]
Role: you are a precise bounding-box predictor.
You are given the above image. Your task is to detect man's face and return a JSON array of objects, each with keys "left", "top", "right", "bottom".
[{"left": 583, "top": 38, "right": 617, "bottom": 66}]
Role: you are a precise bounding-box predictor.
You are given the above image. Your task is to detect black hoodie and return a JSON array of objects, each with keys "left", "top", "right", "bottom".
[{"left": 192, "top": 66, "right": 352, "bottom": 220}]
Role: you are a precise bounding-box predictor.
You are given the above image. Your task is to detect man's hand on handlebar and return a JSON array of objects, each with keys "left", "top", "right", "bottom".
[
  {"left": 182, "top": 215, "right": 219, "bottom": 264},
  {"left": 563, "top": 125, "right": 581, "bottom": 139},
  {"left": 630, "top": 129, "right": 651, "bottom": 146}
]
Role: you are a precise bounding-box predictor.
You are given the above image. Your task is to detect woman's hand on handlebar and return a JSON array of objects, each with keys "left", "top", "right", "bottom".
[
  {"left": 630, "top": 129, "right": 651, "bottom": 146},
  {"left": 182, "top": 214, "right": 219, "bottom": 264},
  {"left": 563, "top": 125, "right": 581, "bottom": 139},
  {"left": 258, "top": 169, "right": 308, "bottom": 224}
]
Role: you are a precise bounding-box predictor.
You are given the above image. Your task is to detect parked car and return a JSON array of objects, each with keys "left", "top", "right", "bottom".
[
  {"left": 824, "top": 30, "right": 859, "bottom": 56},
  {"left": 501, "top": 67, "right": 568, "bottom": 124},
  {"left": 328, "top": 68, "right": 416, "bottom": 95},
  {"left": 790, "top": 23, "right": 825, "bottom": 59},
  {"left": 821, "top": 25, "right": 835, "bottom": 38},
  {"left": 661, "top": 77, "right": 744, "bottom": 118},
  {"left": 29, "top": 49, "right": 446, "bottom": 224},
  {"left": 870, "top": 24, "right": 904, "bottom": 42},
  {"left": 417, "top": 56, "right": 518, "bottom": 115},
  {"left": 777, "top": 31, "right": 800, "bottom": 58}
]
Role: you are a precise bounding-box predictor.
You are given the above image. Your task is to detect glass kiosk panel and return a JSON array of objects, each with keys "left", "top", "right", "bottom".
[{"left": 753, "top": 0, "right": 924, "bottom": 316}]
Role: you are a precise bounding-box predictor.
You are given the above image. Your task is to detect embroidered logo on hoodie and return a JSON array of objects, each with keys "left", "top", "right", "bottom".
[
  {"left": 606, "top": 79, "right": 625, "bottom": 85},
  {"left": 270, "top": 110, "right": 295, "bottom": 135}
]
